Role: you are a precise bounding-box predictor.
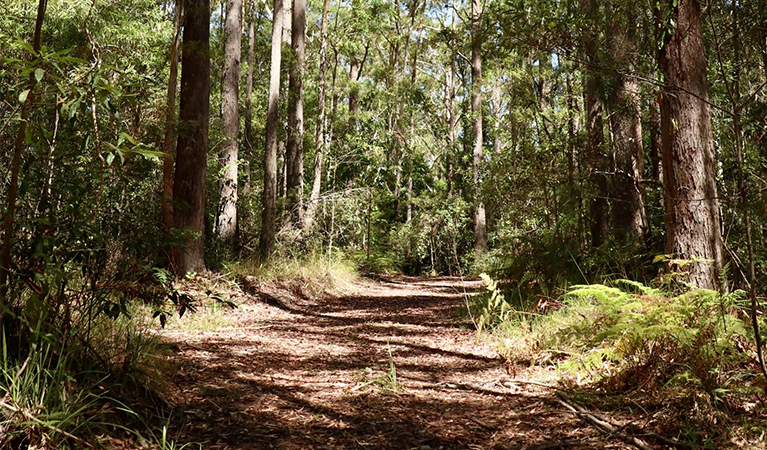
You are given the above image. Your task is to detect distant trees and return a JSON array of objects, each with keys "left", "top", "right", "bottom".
[
  {"left": 4, "top": 0, "right": 762, "bottom": 291},
  {"left": 471, "top": 0, "right": 487, "bottom": 258}
]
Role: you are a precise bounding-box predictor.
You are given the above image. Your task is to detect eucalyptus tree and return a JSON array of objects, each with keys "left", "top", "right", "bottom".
[
  {"left": 471, "top": 0, "right": 487, "bottom": 257},
  {"left": 162, "top": 0, "right": 183, "bottom": 234},
  {"left": 286, "top": 0, "right": 306, "bottom": 227},
  {"left": 604, "top": 2, "right": 647, "bottom": 244},
  {"left": 259, "top": 0, "right": 287, "bottom": 260},
  {"left": 243, "top": 0, "right": 257, "bottom": 198},
  {"left": 582, "top": 0, "right": 609, "bottom": 248},
  {"left": 215, "top": 0, "right": 243, "bottom": 244},
  {"left": 172, "top": 0, "right": 211, "bottom": 274},
  {"left": 658, "top": 0, "right": 723, "bottom": 289},
  {"left": 304, "top": 0, "right": 332, "bottom": 230}
]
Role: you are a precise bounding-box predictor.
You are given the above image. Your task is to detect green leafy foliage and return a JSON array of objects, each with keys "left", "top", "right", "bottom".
[{"left": 486, "top": 279, "right": 758, "bottom": 405}]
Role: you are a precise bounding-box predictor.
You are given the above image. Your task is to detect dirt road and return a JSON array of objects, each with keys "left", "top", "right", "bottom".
[{"left": 166, "top": 276, "right": 630, "bottom": 449}]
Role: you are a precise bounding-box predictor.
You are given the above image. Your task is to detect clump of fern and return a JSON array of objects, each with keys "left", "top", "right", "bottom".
[
  {"left": 494, "top": 279, "right": 760, "bottom": 404},
  {"left": 468, "top": 273, "right": 516, "bottom": 335}
]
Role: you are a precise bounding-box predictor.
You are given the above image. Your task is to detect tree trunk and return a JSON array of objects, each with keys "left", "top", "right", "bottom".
[
  {"left": 471, "top": 0, "right": 487, "bottom": 258},
  {"left": 583, "top": 0, "right": 609, "bottom": 248},
  {"left": 172, "top": 0, "right": 211, "bottom": 275},
  {"left": 445, "top": 0, "right": 457, "bottom": 198},
  {"left": 162, "top": 0, "right": 183, "bottom": 235},
  {"left": 492, "top": 81, "right": 501, "bottom": 154},
  {"left": 648, "top": 95, "right": 663, "bottom": 183},
  {"left": 658, "top": 0, "right": 723, "bottom": 289},
  {"left": 286, "top": 0, "right": 306, "bottom": 227},
  {"left": 0, "top": 0, "right": 47, "bottom": 311},
  {"left": 606, "top": 5, "right": 647, "bottom": 244},
  {"left": 348, "top": 58, "right": 360, "bottom": 129},
  {"left": 216, "top": 0, "right": 243, "bottom": 244},
  {"left": 304, "top": 0, "right": 331, "bottom": 230},
  {"left": 259, "top": 0, "right": 286, "bottom": 260},
  {"left": 241, "top": 0, "right": 257, "bottom": 231},
  {"left": 608, "top": 79, "right": 647, "bottom": 244}
]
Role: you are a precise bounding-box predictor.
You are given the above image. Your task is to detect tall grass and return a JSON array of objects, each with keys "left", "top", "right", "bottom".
[
  {"left": 0, "top": 304, "right": 182, "bottom": 449},
  {"left": 0, "top": 333, "right": 102, "bottom": 449},
  {"left": 228, "top": 250, "right": 360, "bottom": 298}
]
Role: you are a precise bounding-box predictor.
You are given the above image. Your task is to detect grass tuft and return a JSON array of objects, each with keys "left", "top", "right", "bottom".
[{"left": 228, "top": 251, "right": 360, "bottom": 298}]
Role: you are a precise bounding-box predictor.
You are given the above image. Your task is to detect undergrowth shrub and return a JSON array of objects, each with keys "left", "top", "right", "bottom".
[
  {"left": 483, "top": 228, "right": 658, "bottom": 305},
  {"left": 480, "top": 277, "right": 759, "bottom": 405}
]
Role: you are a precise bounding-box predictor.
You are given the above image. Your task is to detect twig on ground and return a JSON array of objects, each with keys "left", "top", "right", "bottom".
[
  {"left": 556, "top": 393, "right": 654, "bottom": 450},
  {"left": 469, "top": 416, "right": 496, "bottom": 430},
  {"left": 556, "top": 393, "right": 692, "bottom": 449},
  {"left": 504, "top": 379, "right": 565, "bottom": 391},
  {"left": 526, "top": 441, "right": 580, "bottom": 450}
]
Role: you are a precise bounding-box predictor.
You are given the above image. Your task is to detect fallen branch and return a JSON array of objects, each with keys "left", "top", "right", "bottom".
[
  {"left": 555, "top": 393, "right": 654, "bottom": 450},
  {"left": 504, "top": 379, "right": 566, "bottom": 391},
  {"left": 556, "top": 393, "right": 693, "bottom": 449},
  {"left": 469, "top": 416, "right": 496, "bottom": 430}
]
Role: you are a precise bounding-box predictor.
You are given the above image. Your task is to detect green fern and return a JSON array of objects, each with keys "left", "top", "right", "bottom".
[{"left": 492, "top": 279, "right": 757, "bottom": 400}]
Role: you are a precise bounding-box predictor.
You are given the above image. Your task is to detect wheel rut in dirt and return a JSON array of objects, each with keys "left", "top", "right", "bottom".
[{"left": 167, "top": 276, "right": 631, "bottom": 449}]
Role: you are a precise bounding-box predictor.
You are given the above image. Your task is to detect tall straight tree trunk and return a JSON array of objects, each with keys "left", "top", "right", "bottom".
[
  {"left": 0, "top": 0, "right": 47, "bottom": 311},
  {"left": 445, "top": 65, "right": 456, "bottom": 197},
  {"left": 649, "top": 95, "right": 663, "bottom": 183},
  {"left": 162, "top": 0, "right": 183, "bottom": 234},
  {"left": 583, "top": 0, "right": 609, "bottom": 248},
  {"left": 216, "top": 0, "right": 243, "bottom": 243},
  {"left": 445, "top": 0, "right": 457, "bottom": 198},
  {"left": 394, "top": 1, "right": 417, "bottom": 222},
  {"left": 348, "top": 58, "right": 361, "bottom": 129},
  {"left": 658, "top": 0, "right": 723, "bottom": 289},
  {"left": 606, "top": 5, "right": 647, "bottom": 244},
  {"left": 172, "top": 0, "right": 211, "bottom": 275},
  {"left": 286, "top": 0, "right": 306, "bottom": 226},
  {"left": 259, "top": 0, "right": 286, "bottom": 260},
  {"left": 243, "top": 0, "right": 256, "bottom": 199},
  {"left": 304, "top": 0, "right": 331, "bottom": 230},
  {"left": 277, "top": 0, "right": 291, "bottom": 209},
  {"left": 608, "top": 78, "right": 647, "bottom": 243},
  {"left": 405, "top": 7, "right": 424, "bottom": 227},
  {"left": 471, "top": 0, "right": 487, "bottom": 258},
  {"left": 238, "top": 0, "right": 257, "bottom": 244},
  {"left": 491, "top": 81, "right": 501, "bottom": 154}
]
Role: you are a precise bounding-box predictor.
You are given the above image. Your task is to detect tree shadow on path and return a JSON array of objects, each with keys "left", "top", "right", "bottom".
[{"left": 168, "top": 276, "right": 632, "bottom": 449}]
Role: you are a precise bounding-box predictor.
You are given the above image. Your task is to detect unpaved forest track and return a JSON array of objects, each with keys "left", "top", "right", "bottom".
[{"left": 165, "top": 277, "right": 632, "bottom": 449}]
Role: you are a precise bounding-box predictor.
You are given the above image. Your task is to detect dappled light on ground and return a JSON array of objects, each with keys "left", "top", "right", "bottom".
[{"left": 164, "top": 277, "right": 633, "bottom": 449}]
